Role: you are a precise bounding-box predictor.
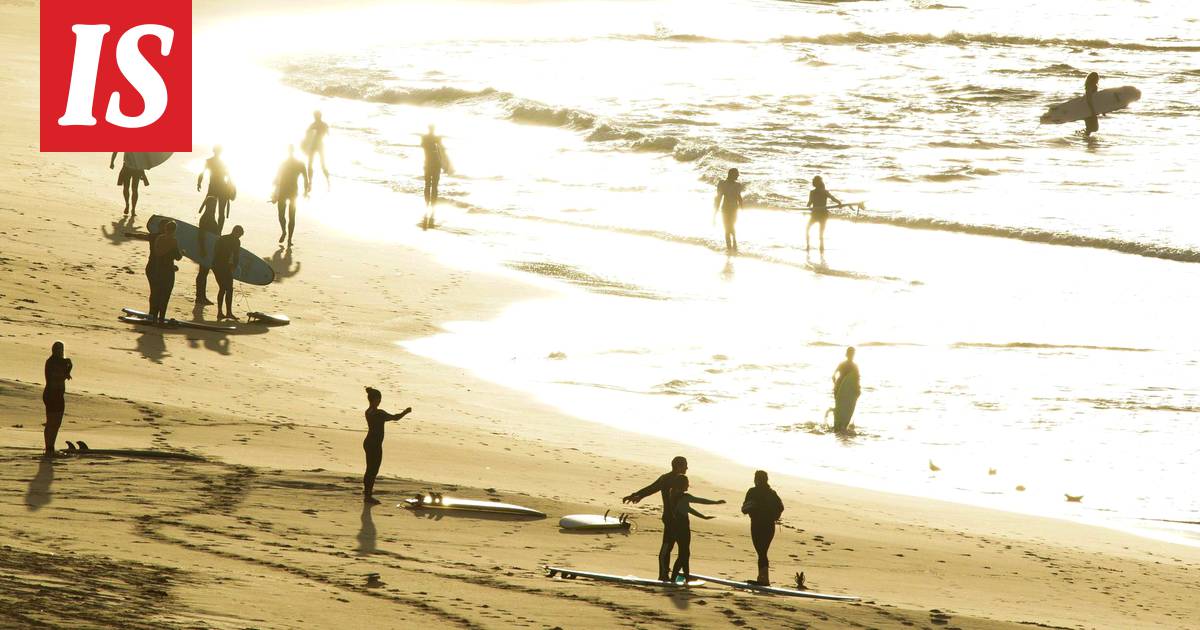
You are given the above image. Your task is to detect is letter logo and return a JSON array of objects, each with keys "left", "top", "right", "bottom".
[{"left": 41, "top": 0, "right": 191, "bottom": 152}]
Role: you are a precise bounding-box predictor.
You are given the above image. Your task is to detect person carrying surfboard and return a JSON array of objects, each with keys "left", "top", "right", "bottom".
[
  {"left": 1083, "top": 72, "right": 1100, "bottom": 137},
  {"left": 362, "top": 387, "right": 413, "bottom": 505},
  {"left": 196, "top": 146, "right": 235, "bottom": 232},
  {"left": 109, "top": 153, "right": 149, "bottom": 218},
  {"left": 622, "top": 455, "right": 689, "bottom": 582},
  {"left": 806, "top": 175, "right": 841, "bottom": 254},
  {"left": 213, "top": 226, "right": 244, "bottom": 321},
  {"left": 304, "top": 111, "right": 330, "bottom": 186},
  {"left": 832, "top": 346, "right": 861, "bottom": 433},
  {"left": 42, "top": 341, "right": 73, "bottom": 457},
  {"left": 668, "top": 475, "right": 724, "bottom": 585},
  {"left": 713, "top": 168, "right": 743, "bottom": 253},
  {"left": 421, "top": 124, "right": 451, "bottom": 229},
  {"left": 273, "top": 145, "right": 310, "bottom": 247},
  {"left": 741, "top": 470, "right": 785, "bottom": 586}
]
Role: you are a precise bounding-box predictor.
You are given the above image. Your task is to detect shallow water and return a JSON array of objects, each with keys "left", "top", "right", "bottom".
[{"left": 194, "top": 0, "right": 1200, "bottom": 543}]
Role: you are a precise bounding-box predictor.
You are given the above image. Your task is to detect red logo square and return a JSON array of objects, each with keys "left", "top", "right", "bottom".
[{"left": 41, "top": 0, "right": 191, "bottom": 152}]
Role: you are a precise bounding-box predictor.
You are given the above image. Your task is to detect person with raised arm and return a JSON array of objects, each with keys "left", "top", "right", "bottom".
[
  {"left": 623, "top": 455, "right": 689, "bottom": 581},
  {"left": 668, "top": 475, "right": 725, "bottom": 584},
  {"left": 805, "top": 175, "right": 841, "bottom": 254},
  {"left": 42, "top": 341, "right": 73, "bottom": 456},
  {"left": 362, "top": 387, "right": 413, "bottom": 505}
]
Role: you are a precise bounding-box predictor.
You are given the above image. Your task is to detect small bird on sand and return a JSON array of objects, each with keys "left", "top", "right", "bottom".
[
  {"left": 928, "top": 460, "right": 940, "bottom": 472},
  {"left": 1065, "top": 494, "right": 1083, "bottom": 503},
  {"left": 65, "top": 441, "right": 76, "bottom": 451},
  {"left": 987, "top": 468, "right": 997, "bottom": 476}
]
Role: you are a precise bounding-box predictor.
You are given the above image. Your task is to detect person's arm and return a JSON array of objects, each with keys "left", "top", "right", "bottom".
[
  {"left": 688, "top": 506, "right": 714, "bottom": 520},
  {"left": 389, "top": 407, "right": 413, "bottom": 421},
  {"left": 64, "top": 359, "right": 73, "bottom": 380},
  {"left": 689, "top": 495, "right": 725, "bottom": 506},
  {"left": 623, "top": 475, "right": 665, "bottom": 504},
  {"left": 197, "top": 168, "right": 205, "bottom": 192},
  {"left": 827, "top": 190, "right": 840, "bottom": 206},
  {"left": 110, "top": 152, "right": 118, "bottom": 169},
  {"left": 301, "top": 162, "right": 311, "bottom": 194},
  {"left": 713, "top": 186, "right": 724, "bottom": 220},
  {"left": 735, "top": 185, "right": 743, "bottom": 210},
  {"left": 141, "top": 171, "right": 150, "bottom": 186}
]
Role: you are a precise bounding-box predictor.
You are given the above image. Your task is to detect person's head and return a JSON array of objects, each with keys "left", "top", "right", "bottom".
[
  {"left": 754, "top": 470, "right": 769, "bottom": 488},
  {"left": 428, "top": 123, "right": 436, "bottom": 134},
  {"left": 846, "top": 346, "right": 856, "bottom": 360},
  {"left": 671, "top": 455, "right": 688, "bottom": 474},
  {"left": 813, "top": 175, "right": 825, "bottom": 190},
  {"left": 313, "top": 110, "right": 323, "bottom": 121},
  {"left": 51, "top": 341, "right": 64, "bottom": 358},
  {"left": 1086, "top": 72, "right": 1099, "bottom": 87},
  {"left": 287, "top": 143, "right": 295, "bottom": 157},
  {"left": 231, "top": 225, "right": 245, "bottom": 238},
  {"left": 163, "top": 220, "right": 177, "bottom": 235},
  {"left": 726, "top": 168, "right": 739, "bottom": 181},
  {"left": 365, "top": 386, "right": 382, "bottom": 406},
  {"left": 213, "top": 145, "right": 223, "bottom": 157}
]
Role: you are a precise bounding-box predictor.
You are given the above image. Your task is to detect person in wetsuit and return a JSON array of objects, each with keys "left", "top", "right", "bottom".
[
  {"left": 713, "top": 168, "right": 743, "bottom": 252},
  {"left": 832, "top": 346, "right": 861, "bottom": 433},
  {"left": 362, "top": 387, "right": 413, "bottom": 505},
  {"left": 195, "top": 196, "right": 221, "bottom": 305},
  {"left": 213, "top": 225, "right": 244, "bottom": 321},
  {"left": 109, "top": 153, "right": 149, "bottom": 217},
  {"left": 147, "top": 220, "right": 183, "bottom": 324},
  {"left": 1083, "top": 72, "right": 1100, "bottom": 137},
  {"left": 43, "top": 341, "right": 73, "bottom": 457},
  {"left": 741, "top": 470, "right": 785, "bottom": 585},
  {"left": 273, "top": 145, "right": 311, "bottom": 247},
  {"left": 668, "top": 475, "right": 723, "bottom": 584},
  {"left": 622, "top": 455, "right": 689, "bottom": 581},
  {"left": 196, "top": 146, "right": 234, "bottom": 232},
  {"left": 806, "top": 175, "right": 841, "bottom": 254},
  {"left": 421, "top": 125, "right": 451, "bottom": 228},
  {"left": 304, "top": 111, "right": 330, "bottom": 185}
]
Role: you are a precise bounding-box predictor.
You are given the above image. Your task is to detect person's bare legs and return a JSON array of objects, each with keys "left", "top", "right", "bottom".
[
  {"left": 819, "top": 220, "right": 827, "bottom": 254},
  {"left": 129, "top": 179, "right": 140, "bottom": 216},
  {"left": 277, "top": 198, "right": 288, "bottom": 243},
  {"left": 122, "top": 182, "right": 131, "bottom": 215},
  {"left": 43, "top": 411, "right": 63, "bottom": 456},
  {"left": 287, "top": 199, "right": 297, "bottom": 246}
]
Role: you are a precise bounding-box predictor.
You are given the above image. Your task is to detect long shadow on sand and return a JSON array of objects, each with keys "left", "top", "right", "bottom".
[
  {"left": 357, "top": 504, "right": 377, "bottom": 555},
  {"left": 25, "top": 457, "right": 55, "bottom": 511},
  {"left": 269, "top": 246, "right": 302, "bottom": 282},
  {"left": 100, "top": 216, "right": 139, "bottom": 246}
]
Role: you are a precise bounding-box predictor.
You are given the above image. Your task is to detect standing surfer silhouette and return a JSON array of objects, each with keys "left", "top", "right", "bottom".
[
  {"left": 1083, "top": 72, "right": 1100, "bottom": 137},
  {"left": 42, "top": 342, "right": 73, "bottom": 456},
  {"left": 805, "top": 175, "right": 841, "bottom": 254},
  {"left": 713, "top": 168, "right": 743, "bottom": 252},
  {"left": 110, "top": 153, "right": 149, "bottom": 217},
  {"left": 362, "top": 387, "right": 413, "bottom": 505},
  {"left": 421, "top": 125, "right": 451, "bottom": 229},
  {"left": 622, "top": 456, "right": 689, "bottom": 581},
  {"left": 831, "top": 346, "right": 861, "bottom": 433},
  {"left": 304, "top": 111, "right": 330, "bottom": 187}
]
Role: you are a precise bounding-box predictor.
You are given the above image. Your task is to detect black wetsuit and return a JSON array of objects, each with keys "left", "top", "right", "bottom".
[
  {"left": 809, "top": 188, "right": 834, "bottom": 225},
  {"left": 717, "top": 179, "right": 742, "bottom": 234},
  {"left": 212, "top": 233, "right": 240, "bottom": 315},
  {"left": 669, "top": 493, "right": 722, "bottom": 581},
  {"left": 629, "top": 471, "right": 685, "bottom": 581},
  {"left": 833, "top": 360, "right": 861, "bottom": 432},
  {"left": 742, "top": 485, "right": 785, "bottom": 573},
  {"left": 1084, "top": 82, "right": 1099, "bottom": 135},
  {"left": 43, "top": 356, "right": 71, "bottom": 415},
  {"left": 196, "top": 197, "right": 220, "bottom": 299},
  {"left": 363, "top": 408, "right": 392, "bottom": 496},
  {"left": 147, "top": 234, "right": 182, "bottom": 322},
  {"left": 421, "top": 134, "right": 446, "bottom": 206}
]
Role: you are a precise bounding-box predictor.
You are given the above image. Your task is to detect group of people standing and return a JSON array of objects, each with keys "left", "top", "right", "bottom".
[{"left": 713, "top": 169, "right": 842, "bottom": 255}]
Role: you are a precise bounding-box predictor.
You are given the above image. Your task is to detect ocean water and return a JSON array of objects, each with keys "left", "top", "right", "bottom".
[{"left": 194, "top": 0, "right": 1200, "bottom": 542}]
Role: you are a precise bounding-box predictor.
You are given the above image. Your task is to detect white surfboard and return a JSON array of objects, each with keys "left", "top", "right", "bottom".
[
  {"left": 123, "top": 152, "right": 173, "bottom": 170},
  {"left": 401, "top": 494, "right": 546, "bottom": 518},
  {"left": 545, "top": 566, "right": 704, "bottom": 587},
  {"left": 1040, "top": 86, "right": 1141, "bottom": 124},
  {"left": 690, "top": 573, "right": 860, "bottom": 601},
  {"left": 559, "top": 513, "right": 631, "bottom": 530}
]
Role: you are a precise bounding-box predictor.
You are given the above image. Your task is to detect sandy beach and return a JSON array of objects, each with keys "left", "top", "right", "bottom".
[{"left": 3, "top": 1, "right": 1200, "bottom": 628}]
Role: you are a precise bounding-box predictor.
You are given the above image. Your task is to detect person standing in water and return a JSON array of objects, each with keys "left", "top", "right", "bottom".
[
  {"left": 304, "top": 111, "right": 330, "bottom": 186},
  {"left": 832, "top": 346, "right": 861, "bottom": 433},
  {"left": 195, "top": 197, "right": 221, "bottom": 306},
  {"left": 1083, "top": 72, "right": 1100, "bottom": 137},
  {"left": 213, "top": 225, "right": 244, "bottom": 321},
  {"left": 623, "top": 455, "right": 689, "bottom": 582},
  {"left": 273, "top": 144, "right": 310, "bottom": 247},
  {"left": 196, "top": 146, "right": 234, "bottom": 232},
  {"left": 109, "top": 153, "right": 149, "bottom": 217},
  {"left": 668, "top": 475, "right": 724, "bottom": 584},
  {"left": 713, "top": 168, "right": 743, "bottom": 252},
  {"left": 741, "top": 470, "right": 785, "bottom": 585},
  {"left": 147, "top": 220, "right": 183, "bottom": 324},
  {"left": 362, "top": 387, "right": 413, "bottom": 505},
  {"left": 421, "top": 125, "right": 451, "bottom": 229},
  {"left": 42, "top": 342, "right": 73, "bottom": 457},
  {"left": 806, "top": 175, "right": 841, "bottom": 254}
]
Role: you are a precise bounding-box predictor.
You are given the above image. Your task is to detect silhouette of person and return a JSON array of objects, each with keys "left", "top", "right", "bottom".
[
  {"left": 362, "top": 387, "right": 413, "bottom": 505},
  {"left": 195, "top": 196, "right": 221, "bottom": 306},
  {"left": 213, "top": 225, "right": 244, "bottom": 321},
  {"left": 196, "top": 146, "right": 234, "bottom": 232},
  {"left": 741, "top": 470, "right": 784, "bottom": 586},
  {"left": 304, "top": 111, "right": 330, "bottom": 185},
  {"left": 42, "top": 341, "right": 73, "bottom": 457},
  {"left": 622, "top": 455, "right": 689, "bottom": 581},
  {"left": 273, "top": 145, "right": 310, "bottom": 247},
  {"left": 806, "top": 175, "right": 841, "bottom": 254},
  {"left": 668, "top": 475, "right": 723, "bottom": 584},
  {"left": 713, "top": 168, "right": 743, "bottom": 252},
  {"left": 421, "top": 125, "right": 451, "bottom": 228},
  {"left": 147, "top": 220, "right": 183, "bottom": 324},
  {"left": 1083, "top": 72, "right": 1100, "bottom": 137},
  {"left": 110, "top": 153, "right": 149, "bottom": 217},
  {"left": 832, "top": 346, "right": 861, "bottom": 432}
]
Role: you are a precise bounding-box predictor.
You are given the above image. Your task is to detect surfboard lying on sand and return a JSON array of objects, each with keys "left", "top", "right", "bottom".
[
  {"left": 559, "top": 512, "right": 631, "bottom": 530},
  {"left": 1040, "top": 86, "right": 1141, "bottom": 124},
  {"left": 146, "top": 215, "right": 275, "bottom": 286},
  {"left": 402, "top": 494, "right": 546, "bottom": 518},
  {"left": 690, "top": 574, "right": 860, "bottom": 601},
  {"left": 120, "top": 308, "right": 238, "bottom": 333},
  {"left": 545, "top": 566, "right": 704, "bottom": 587},
  {"left": 123, "top": 152, "right": 173, "bottom": 170}
]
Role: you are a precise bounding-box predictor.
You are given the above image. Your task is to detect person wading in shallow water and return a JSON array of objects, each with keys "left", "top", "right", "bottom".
[
  {"left": 832, "top": 346, "right": 861, "bottom": 433},
  {"left": 42, "top": 342, "right": 73, "bottom": 456},
  {"left": 806, "top": 175, "right": 841, "bottom": 254},
  {"left": 420, "top": 125, "right": 451, "bottom": 229},
  {"left": 272, "top": 144, "right": 310, "bottom": 247},
  {"left": 741, "top": 470, "right": 785, "bottom": 585},
  {"left": 623, "top": 455, "right": 689, "bottom": 581},
  {"left": 1083, "top": 71, "right": 1100, "bottom": 137},
  {"left": 713, "top": 168, "right": 744, "bottom": 253},
  {"left": 362, "top": 387, "right": 413, "bottom": 505}
]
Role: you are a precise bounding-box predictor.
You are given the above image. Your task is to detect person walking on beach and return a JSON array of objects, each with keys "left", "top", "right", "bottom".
[
  {"left": 669, "top": 475, "right": 724, "bottom": 584},
  {"left": 713, "top": 168, "right": 743, "bottom": 252},
  {"left": 421, "top": 125, "right": 451, "bottom": 229},
  {"left": 362, "top": 387, "right": 413, "bottom": 505},
  {"left": 213, "top": 225, "right": 244, "bottom": 321},
  {"left": 273, "top": 144, "right": 310, "bottom": 247},
  {"left": 42, "top": 342, "right": 73, "bottom": 457},
  {"left": 147, "top": 220, "right": 183, "bottom": 324},
  {"left": 832, "top": 346, "right": 861, "bottom": 433},
  {"left": 304, "top": 111, "right": 330, "bottom": 186},
  {"left": 196, "top": 146, "right": 235, "bottom": 232},
  {"left": 741, "top": 470, "right": 784, "bottom": 585},
  {"left": 1083, "top": 72, "right": 1100, "bottom": 137},
  {"left": 195, "top": 197, "right": 221, "bottom": 305},
  {"left": 806, "top": 175, "right": 841, "bottom": 254},
  {"left": 622, "top": 455, "right": 689, "bottom": 582},
  {"left": 110, "top": 153, "right": 149, "bottom": 217}
]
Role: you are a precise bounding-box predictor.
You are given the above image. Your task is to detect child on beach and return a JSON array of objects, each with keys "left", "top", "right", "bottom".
[
  {"left": 805, "top": 175, "right": 841, "bottom": 254},
  {"left": 669, "top": 475, "right": 725, "bottom": 584},
  {"left": 362, "top": 387, "right": 413, "bottom": 505}
]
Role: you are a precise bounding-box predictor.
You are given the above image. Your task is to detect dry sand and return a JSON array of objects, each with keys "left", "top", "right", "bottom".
[{"left": 2, "top": 2, "right": 1198, "bottom": 628}]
